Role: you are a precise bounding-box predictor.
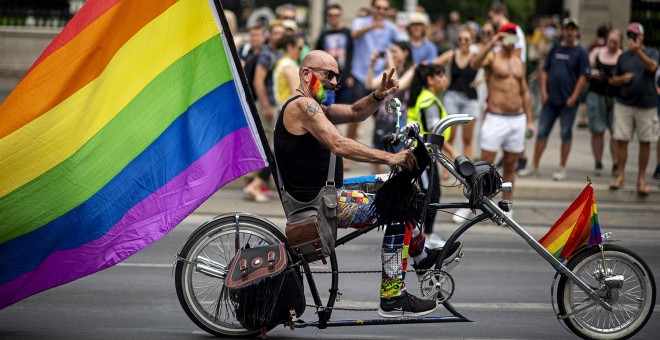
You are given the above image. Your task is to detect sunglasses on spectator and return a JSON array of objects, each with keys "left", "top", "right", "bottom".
[
  {"left": 458, "top": 37, "right": 470, "bottom": 43},
  {"left": 374, "top": 5, "right": 389, "bottom": 11},
  {"left": 482, "top": 30, "right": 493, "bottom": 35},
  {"left": 308, "top": 67, "right": 342, "bottom": 83}
]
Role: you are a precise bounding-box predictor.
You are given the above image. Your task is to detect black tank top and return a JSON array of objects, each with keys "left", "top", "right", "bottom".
[
  {"left": 274, "top": 95, "right": 344, "bottom": 202},
  {"left": 589, "top": 48, "right": 619, "bottom": 97},
  {"left": 447, "top": 50, "right": 478, "bottom": 99}
]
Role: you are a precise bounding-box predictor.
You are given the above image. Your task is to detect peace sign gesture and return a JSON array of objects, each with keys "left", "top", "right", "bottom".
[{"left": 374, "top": 68, "right": 399, "bottom": 100}]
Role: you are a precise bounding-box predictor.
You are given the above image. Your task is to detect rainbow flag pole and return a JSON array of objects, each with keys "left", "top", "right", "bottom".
[
  {"left": 538, "top": 178, "right": 603, "bottom": 263},
  {"left": 0, "top": 0, "right": 272, "bottom": 309}
]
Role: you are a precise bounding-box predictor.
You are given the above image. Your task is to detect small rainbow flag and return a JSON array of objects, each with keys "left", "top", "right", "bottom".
[
  {"left": 0, "top": 0, "right": 268, "bottom": 309},
  {"left": 539, "top": 183, "right": 603, "bottom": 262}
]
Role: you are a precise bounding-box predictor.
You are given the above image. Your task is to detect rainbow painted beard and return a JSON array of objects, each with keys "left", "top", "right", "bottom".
[{"left": 310, "top": 73, "right": 335, "bottom": 106}]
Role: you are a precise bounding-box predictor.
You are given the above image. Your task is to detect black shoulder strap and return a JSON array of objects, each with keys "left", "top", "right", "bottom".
[
  {"left": 282, "top": 94, "right": 304, "bottom": 109},
  {"left": 326, "top": 153, "right": 337, "bottom": 185}
]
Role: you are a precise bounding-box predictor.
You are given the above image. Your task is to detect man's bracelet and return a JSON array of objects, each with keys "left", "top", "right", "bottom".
[{"left": 372, "top": 91, "right": 385, "bottom": 101}]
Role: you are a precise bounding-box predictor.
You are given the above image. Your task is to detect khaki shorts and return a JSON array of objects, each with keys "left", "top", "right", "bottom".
[{"left": 613, "top": 103, "right": 659, "bottom": 142}]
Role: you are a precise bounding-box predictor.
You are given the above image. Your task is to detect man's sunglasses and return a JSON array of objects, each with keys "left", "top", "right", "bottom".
[{"left": 308, "top": 67, "right": 342, "bottom": 83}]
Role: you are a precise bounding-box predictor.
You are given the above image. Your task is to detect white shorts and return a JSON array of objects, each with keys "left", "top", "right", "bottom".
[{"left": 480, "top": 112, "right": 527, "bottom": 153}]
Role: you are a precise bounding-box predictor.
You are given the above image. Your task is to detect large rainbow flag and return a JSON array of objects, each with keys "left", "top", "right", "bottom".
[
  {"left": 0, "top": 0, "right": 269, "bottom": 309},
  {"left": 539, "top": 183, "right": 603, "bottom": 262}
]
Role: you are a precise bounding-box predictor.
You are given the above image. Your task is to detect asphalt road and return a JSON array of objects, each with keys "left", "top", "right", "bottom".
[{"left": 1, "top": 198, "right": 658, "bottom": 340}]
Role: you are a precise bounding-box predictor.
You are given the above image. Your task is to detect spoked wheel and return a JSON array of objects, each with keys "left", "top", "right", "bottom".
[
  {"left": 174, "top": 213, "right": 287, "bottom": 337},
  {"left": 557, "top": 244, "right": 656, "bottom": 340}
]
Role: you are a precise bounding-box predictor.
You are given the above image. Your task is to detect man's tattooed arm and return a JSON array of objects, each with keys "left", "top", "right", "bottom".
[{"left": 305, "top": 100, "right": 323, "bottom": 118}]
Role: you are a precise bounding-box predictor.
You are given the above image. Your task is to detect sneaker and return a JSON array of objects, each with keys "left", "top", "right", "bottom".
[
  {"left": 518, "top": 167, "right": 538, "bottom": 177},
  {"left": 412, "top": 242, "right": 464, "bottom": 278},
  {"left": 595, "top": 162, "right": 603, "bottom": 177},
  {"left": 552, "top": 168, "right": 567, "bottom": 181},
  {"left": 378, "top": 292, "right": 437, "bottom": 318},
  {"left": 452, "top": 208, "right": 472, "bottom": 224},
  {"left": 653, "top": 164, "right": 660, "bottom": 180},
  {"left": 243, "top": 187, "right": 271, "bottom": 203},
  {"left": 425, "top": 234, "right": 445, "bottom": 249}
]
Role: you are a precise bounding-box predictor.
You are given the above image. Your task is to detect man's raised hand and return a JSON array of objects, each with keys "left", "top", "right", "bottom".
[{"left": 375, "top": 68, "right": 399, "bottom": 99}]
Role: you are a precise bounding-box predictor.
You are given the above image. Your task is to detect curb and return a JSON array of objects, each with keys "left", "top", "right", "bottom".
[
  {"left": 224, "top": 175, "right": 659, "bottom": 204},
  {"left": 443, "top": 180, "right": 660, "bottom": 203}
]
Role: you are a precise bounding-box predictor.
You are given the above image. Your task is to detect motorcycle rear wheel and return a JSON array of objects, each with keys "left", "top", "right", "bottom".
[{"left": 174, "top": 214, "right": 286, "bottom": 337}]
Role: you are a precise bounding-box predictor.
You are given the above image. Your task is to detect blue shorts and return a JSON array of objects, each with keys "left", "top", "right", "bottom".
[
  {"left": 586, "top": 92, "right": 614, "bottom": 134},
  {"left": 537, "top": 102, "right": 579, "bottom": 142}
]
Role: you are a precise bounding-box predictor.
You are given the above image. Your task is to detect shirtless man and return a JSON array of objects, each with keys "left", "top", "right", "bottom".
[{"left": 470, "top": 23, "right": 533, "bottom": 208}]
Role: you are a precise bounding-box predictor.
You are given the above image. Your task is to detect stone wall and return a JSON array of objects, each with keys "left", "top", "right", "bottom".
[
  {"left": 0, "top": 27, "right": 59, "bottom": 77},
  {"left": 564, "top": 0, "right": 631, "bottom": 45}
]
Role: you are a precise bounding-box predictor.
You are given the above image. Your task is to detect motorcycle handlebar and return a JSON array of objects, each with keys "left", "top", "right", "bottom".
[{"left": 432, "top": 114, "right": 474, "bottom": 136}]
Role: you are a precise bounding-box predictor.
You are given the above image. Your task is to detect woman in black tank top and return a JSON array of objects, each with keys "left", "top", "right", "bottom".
[
  {"left": 585, "top": 30, "right": 622, "bottom": 177},
  {"left": 588, "top": 47, "right": 619, "bottom": 97},
  {"left": 432, "top": 27, "right": 479, "bottom": 161}
]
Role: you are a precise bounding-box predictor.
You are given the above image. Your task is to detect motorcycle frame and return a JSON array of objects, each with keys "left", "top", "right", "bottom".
[{"left": 291, "top": 150, "right": 612, "bottom": 330}]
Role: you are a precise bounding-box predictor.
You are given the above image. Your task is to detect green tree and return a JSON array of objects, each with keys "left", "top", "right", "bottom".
[{"left": 392, "top": 0, "right": 536, "bottom": 31}]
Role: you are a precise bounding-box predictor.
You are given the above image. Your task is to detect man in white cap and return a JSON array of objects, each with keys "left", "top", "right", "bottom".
[{"left": 609, "top": 22, "right": 659, "bottom": 195}]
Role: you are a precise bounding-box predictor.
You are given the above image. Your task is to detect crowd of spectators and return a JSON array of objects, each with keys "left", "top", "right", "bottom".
[{"left": 233, "top": 1, "right": 660, "bottom": 241}]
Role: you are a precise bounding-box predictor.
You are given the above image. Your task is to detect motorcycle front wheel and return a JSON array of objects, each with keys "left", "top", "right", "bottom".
[{"left": 557, "top": 244, "right": 655, "bottom": 340}]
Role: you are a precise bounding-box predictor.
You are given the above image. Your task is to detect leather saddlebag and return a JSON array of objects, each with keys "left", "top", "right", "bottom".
[{"left": 220, "top": 243, "right": 305, "bottom": 330}]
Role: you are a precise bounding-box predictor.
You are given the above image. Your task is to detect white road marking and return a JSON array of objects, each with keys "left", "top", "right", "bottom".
[{"left": 116, "top": 263, "right": 172, "bottom": 268}]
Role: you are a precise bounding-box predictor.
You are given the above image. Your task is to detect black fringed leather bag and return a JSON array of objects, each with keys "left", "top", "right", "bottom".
[{"left": 220, "top": 243, "right": 305, "bottom": 331}]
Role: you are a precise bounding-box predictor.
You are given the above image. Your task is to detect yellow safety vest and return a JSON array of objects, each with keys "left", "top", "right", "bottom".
[{"left": 406, "top": 89, "right": 450, "bottom": 140}]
